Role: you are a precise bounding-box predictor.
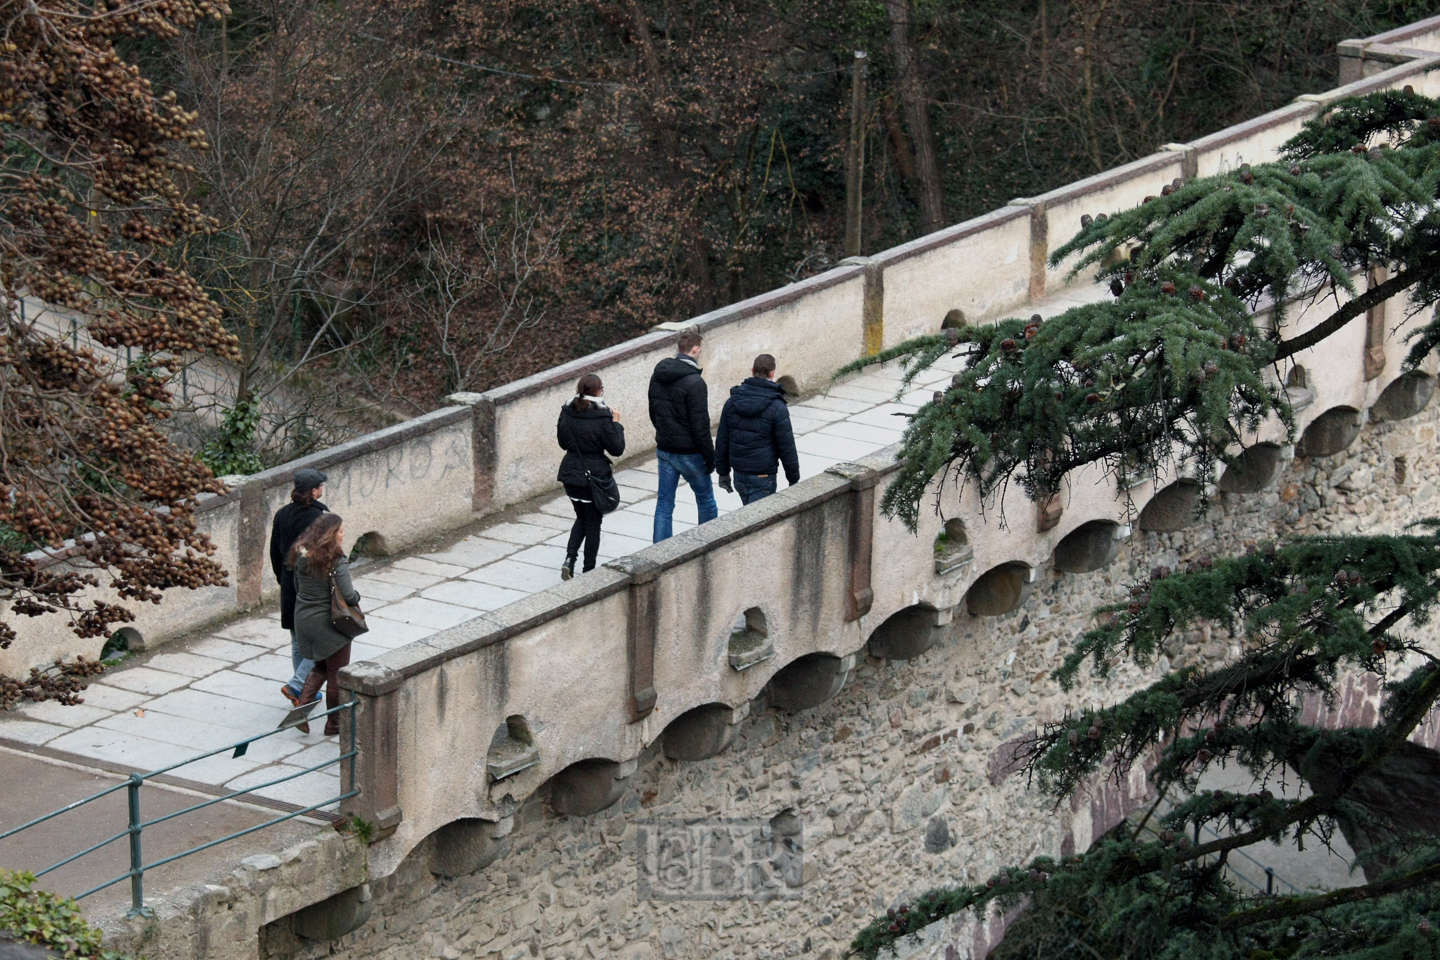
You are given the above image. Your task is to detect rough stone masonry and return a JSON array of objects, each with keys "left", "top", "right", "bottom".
[{"left": 237, "top": 365, "right": 1440, "bottom": 960}]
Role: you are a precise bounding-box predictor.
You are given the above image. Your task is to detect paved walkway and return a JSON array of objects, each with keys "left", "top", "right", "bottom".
[{"left": 0, "top": 287, "right": 1108, "bottom": 823}]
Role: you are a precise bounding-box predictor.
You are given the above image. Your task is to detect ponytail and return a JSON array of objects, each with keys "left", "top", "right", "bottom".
[{"left": 574, "top": 373, "right": 603, "bottom": 412}]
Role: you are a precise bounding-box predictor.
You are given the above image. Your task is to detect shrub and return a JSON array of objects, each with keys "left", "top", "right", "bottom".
[{"left": 0, "top": 871, "right": 131, "bottom": 960}]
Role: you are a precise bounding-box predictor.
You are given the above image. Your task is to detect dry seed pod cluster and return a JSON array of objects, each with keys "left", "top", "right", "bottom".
[{"left": 1, "top": 0, "right": 237, "bottom": 706}]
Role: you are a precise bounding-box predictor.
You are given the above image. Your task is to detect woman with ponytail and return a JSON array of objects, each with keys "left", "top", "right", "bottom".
[{"left": 556, "top": 373, "right": 625, "bottom": 578}]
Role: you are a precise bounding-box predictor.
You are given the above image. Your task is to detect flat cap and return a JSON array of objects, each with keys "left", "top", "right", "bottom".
[{"left": 293, "top": 468, "right": 328, "bottom": 492}]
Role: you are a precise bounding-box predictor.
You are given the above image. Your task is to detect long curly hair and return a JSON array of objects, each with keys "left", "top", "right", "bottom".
[{"left": 288, "top": 513, "right": 344, "bottom": 577}]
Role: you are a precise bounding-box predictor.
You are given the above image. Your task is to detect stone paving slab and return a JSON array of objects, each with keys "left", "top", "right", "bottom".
[
  {"left": 421, "top": 579, "right": 529, "bottom": 611},
  {"left": 361, "top": 617, "right": 446, "bottom": 647},
  {"left": 378, "top": 596, "right": 488, "bottom": 630},
  {"left": 5, "top": 325, "right": 1120, "bottom": 812},
  {"left": 17, "top": 700, "right": 114, "bottom": 728},
  {"left": 53, "top": 684, "right": 150, "bottom": 712},
  {"left": 1, "top": 718, "right": 69, "bottom": 745},
  {"left": 351, "top": 576, "right": 420, "bottom": 603}
]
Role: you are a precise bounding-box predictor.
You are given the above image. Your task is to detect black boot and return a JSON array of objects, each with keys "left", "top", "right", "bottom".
[{"left": 560, "top": 557, "right": 576, "bottom": 581}]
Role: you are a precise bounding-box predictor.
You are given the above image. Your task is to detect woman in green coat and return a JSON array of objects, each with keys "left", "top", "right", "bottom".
[{"left": 291, "top": 513, "right": 361, "bottom": 736}]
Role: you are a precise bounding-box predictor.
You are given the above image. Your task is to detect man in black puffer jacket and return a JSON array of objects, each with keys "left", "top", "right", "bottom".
[
  {"left": 648, "top": 329, "right": 718, "bottom": 541},
  {"left": 715, "top": 354, "right": 800, "bottom": 505},
  {"left": 269, "top": 468, "right": 328, "bottom": 709}
]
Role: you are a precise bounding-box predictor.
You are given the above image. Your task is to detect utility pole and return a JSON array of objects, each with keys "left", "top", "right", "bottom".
[{"left": 845, "top": 50, "right": 868, "bottom": 258}]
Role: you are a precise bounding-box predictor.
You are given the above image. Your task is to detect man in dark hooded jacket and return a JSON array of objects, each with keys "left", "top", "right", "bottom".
[
  {"left": 648, "top": 329, "right": 718, "bottom": 541},
  {"left": 715, "top": 354, "right": 800, "bottom": 505},
  {"left": 269, "top": 468, "right": 328, "bottom": 707}
]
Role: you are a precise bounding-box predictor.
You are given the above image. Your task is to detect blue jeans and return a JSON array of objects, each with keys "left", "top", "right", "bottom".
[
  {"left": 733, "top": 472, "right": 778, "bottom": 505},
  {"left": 653, "top": 450, "right": 718, "bottom": 542},
  {"left": 285, "top": 628, "right": 317, "bottom": 700}
]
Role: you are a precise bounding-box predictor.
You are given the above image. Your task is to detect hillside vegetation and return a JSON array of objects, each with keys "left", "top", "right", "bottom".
[{"left": 146, "top": 0, "right": 1436, "bottom": 459}]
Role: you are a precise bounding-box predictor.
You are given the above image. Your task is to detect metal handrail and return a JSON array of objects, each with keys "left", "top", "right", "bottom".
[
  {"left": 0, "top": 782, "right": 131, "bottom": 843},
  {"left": 31, "top": 828, "right": 133, "bottom": 881},
  {"left": 1, "top": 696, "right": 358, "bottom": 918},
  {"left": 1132, "top": 808, "right": 1304, "bottom": 898},
  {"left": 138, "top": 751, "right": 357, "bottom": 831},
  {"left": 1196, "top": 822, "right": 1302, "bottom": 896},
  {"left": 1192, "top": 823, "right": 1307, "bottom": 898}
]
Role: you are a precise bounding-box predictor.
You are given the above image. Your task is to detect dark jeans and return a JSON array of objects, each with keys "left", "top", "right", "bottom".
[
  {"left": 298, "top": 641, "right": 352, "bottom": 735},
  {"left": 654, "top": 450, "right": 717, "bottom": 542},
  {"left": 564, "top": 483, "right": 603, "bottom": 572},
  {"left": 733, "top": 472, "right": 778, "bottom": 505}
]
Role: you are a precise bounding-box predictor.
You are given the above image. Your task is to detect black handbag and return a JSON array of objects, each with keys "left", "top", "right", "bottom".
[
  {"left": 586, "top": 469, "right": 622, "bottom": 514},
  {"left": 329, "top": 570, "right": 369, "bottom": 639}
]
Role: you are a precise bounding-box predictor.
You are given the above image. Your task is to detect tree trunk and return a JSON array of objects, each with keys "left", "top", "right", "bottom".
[
  {"left": 882, "top": 94, "right": 916, "bottom": 182},
  {"left": 1297, "top": 739, "right": 1440, "bottom": 882},
  {"left": 885, "top": 0, "right": 943, "bottom": 235},
  {"left": 623, "top": 0, "right": 677, "bottom": 156}
]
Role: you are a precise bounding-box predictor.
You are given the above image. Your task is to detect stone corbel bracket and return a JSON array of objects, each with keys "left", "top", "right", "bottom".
[{"left": 825, "top": 461, "right": 882, "bottom": 622}]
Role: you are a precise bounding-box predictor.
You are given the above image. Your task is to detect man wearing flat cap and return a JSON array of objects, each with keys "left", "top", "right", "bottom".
[{"left": 270, "top": 468, "right": 329, "bottom": 708}]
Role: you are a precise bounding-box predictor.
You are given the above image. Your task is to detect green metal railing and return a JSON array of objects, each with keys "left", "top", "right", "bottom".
[
  {"left": 0, "top": 699, "right": 357, "bottom": 918},
  {"left": 1193, "top": 820, "right": 1302, "bottom": 897}
]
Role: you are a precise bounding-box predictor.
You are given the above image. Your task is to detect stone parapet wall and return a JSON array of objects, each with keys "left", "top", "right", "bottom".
[
  {"left": 0, "top": 406, "right": 476, "bottom": 677},
  {"left": 475, "top": 266, "right": 870, "bottom": 511},
  {"left": 1340, "top": 14, "right": 1440, "bottom": 82}
]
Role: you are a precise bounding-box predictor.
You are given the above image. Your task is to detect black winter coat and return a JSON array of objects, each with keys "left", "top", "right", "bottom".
[
  {"left": 715, "top": 378, "right": 800, "bottom": 484},
  {"left": 647, "top": 356, "right": 714, "bottom": 468},
  {"left": 557, "top": 400, "right": 626, "bottom": 487},
  {"left": 269, "top": 498, "right": 328, "bottom": 630}
]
